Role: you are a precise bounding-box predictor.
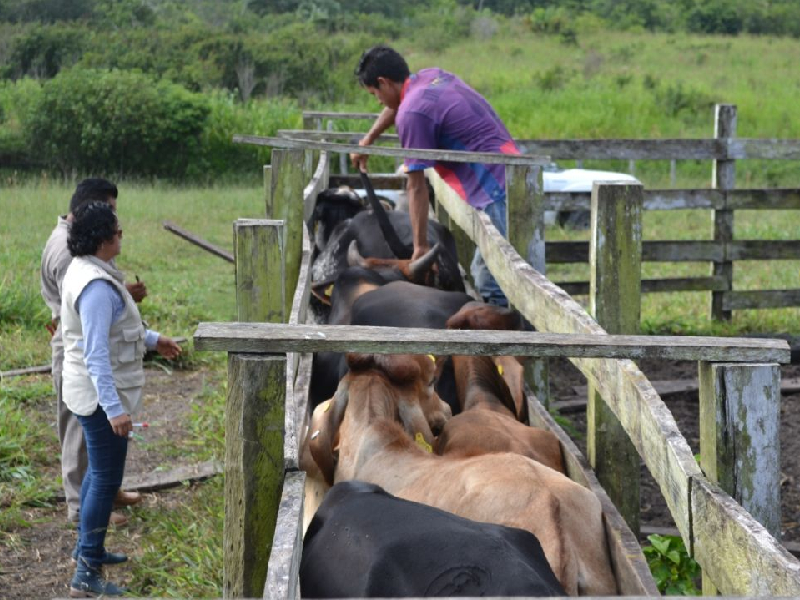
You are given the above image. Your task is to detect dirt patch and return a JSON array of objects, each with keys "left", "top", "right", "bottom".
[
  {"left": 548, "top": 356, "right": 800, "bottom": 546},
  {"left": 0, "top": 365, "right": 211, "bottom": 600}
]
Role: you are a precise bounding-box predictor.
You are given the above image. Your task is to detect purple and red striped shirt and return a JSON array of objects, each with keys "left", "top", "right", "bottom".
[{"left": 396, "top": 68, "right": 519, "bottom": 210}]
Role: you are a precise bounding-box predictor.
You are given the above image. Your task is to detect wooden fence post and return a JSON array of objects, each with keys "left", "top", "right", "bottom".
[
  {"left": 234, "top": 219, "right": 284, "bottom": 323},
  {"left": 711, "top": 104, "right": 737, "bottom": 321},
  {"left": 271, "top": 148, "right": 306, "bottom": 320},
  {"left": 698, "top": 361, "right": 781, "bottom": 594},
  {"left": 224, "top": 353, "right": 287, "bottom": 599},
  {"left": 588, "top": 181, "right": 643, "bottom": 536},
  {"left": 226, "top": 219, "right": 289, "bottom": 598},
  {"left": 507, "top": 163, "right": 550, "bottom": 407},
  {"left": 264, "top": 165, "right": 273, "bottom": 217}
]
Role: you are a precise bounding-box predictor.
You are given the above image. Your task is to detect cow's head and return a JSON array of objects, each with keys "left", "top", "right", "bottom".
[
  {"left": 308, "top": 353, "right": 451, "bottom": 485},
  {"left": 308, "top": 187, "right": 365, "bottom": 254}
]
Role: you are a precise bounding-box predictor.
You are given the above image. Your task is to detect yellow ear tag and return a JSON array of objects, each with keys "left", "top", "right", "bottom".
[
  {"left": 497, "top": 365, "right": 504, "bottom": 376},
  {"left": 427, "top": 354, "right": 436, "bottom": 363},
  {"left": 322, "top": 400, "right": 331, "bottom": 412},
  {"left": 325, "top": 284, "right": 334, "bottom": 297},
  {"left": 415, "top": 432, "right": 433, "bottom": 453}
]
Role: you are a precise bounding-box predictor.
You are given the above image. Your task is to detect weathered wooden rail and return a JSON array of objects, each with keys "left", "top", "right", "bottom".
[
  {"left": 293, "top": 106, "right": 800, "bottom": 322},
  {"left": 195, "top": 137, "right": 800, "bottom": 598}
]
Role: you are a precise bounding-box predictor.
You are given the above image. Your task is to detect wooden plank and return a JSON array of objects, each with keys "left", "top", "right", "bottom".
[
  {"left": 723, "top": 289, "right": 800, "bottom": 310},
  {"left": 526, "top": 388, "right": 658, "bottom": 596},
  {"left": 429, "top": 172, "right": 701, "bottom": 543},
  {"left": 547, "top": 188, "right": 800, "bottom": 212},
  {"left": 729, "top": 138, "right": 800, "bottom": 160},
  {"left": 283, "top": 227, "right": 313, "bottom": 472},
  {"left": 517, "top": 138, "right": 725, "bottom": 159},
  {"left": 328, "top": 173, "right": 406, "bottom": 189},
  {"left": 588, "top": 182, "right": 643, "bottom": 536},
  {"left": 224, "top": 354, "right": 287, "bottom": 599},
  {"left": 234, "top": 135, "right": 551, "bottom": 167},
  {"left": 726, "top": 188, "right": 800, "bottom": 210},
  {"left": 120, "top": 460, "right": 222, "bottom": 492},
  {"left": 547, "top": 240, "right": 726, "bottom": 263},
  {"left": 193, "top": 322, "right": 790, "bottom": 363},
  {"left": 692, "top": 476, "right": 800, "bottom": 596},
  {"left": 550, "top": 240, "right": 800, "bottom": 264},
  {"left": 264, "top": 470, "right": 305, "bottom": 600},
  {"left": 163, "top": 220, "right": 234, "bottom": 264},
  {"left": 557, "top": 276, "right": 729, "bottom": 296},
  {"left": 0, "top": 364, "right": 51, "bottom": 379},
  {"left": 302, "top": 150, "right": 329, "bottom": 224},
  {"left": 726, "top": 240, "right": 800, "bottom": 260},
  {"left": 699, "top": 362, "right": 781, "bottom": 537},
  {"left": 234, "top": 219, "right": 285, "bottom": 323}
]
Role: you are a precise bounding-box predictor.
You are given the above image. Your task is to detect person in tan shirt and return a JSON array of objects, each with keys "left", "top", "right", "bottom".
[{"left": 41, "top": 178, "right": 147, "bottom": 526}]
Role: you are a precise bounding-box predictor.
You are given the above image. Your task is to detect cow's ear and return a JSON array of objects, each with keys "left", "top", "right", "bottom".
[
  {"left": 308, "top": 380, "right": 349, "bottom": 486},
  {"left": 311, "top": 280, "right": 335, "bottom": 306}
]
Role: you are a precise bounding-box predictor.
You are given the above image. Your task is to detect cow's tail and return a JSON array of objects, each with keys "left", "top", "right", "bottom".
[{"left": 359, "top": 169, "right": 411, "bottom": 259}]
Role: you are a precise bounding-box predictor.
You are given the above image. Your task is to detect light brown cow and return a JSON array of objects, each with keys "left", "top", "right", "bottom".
[
  {"left": 309, "top": 353, "right": 617, "bottom": 596},
  {"left": 435, "top": 354, "right": 565, "bottom": 474}
]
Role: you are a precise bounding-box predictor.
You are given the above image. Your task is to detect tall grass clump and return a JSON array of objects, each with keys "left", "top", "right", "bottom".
[{"left": 0, "top": 379, "right": 59, "bottom": 530}]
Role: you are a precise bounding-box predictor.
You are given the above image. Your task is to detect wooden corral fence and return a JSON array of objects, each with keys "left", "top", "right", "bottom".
[
  {"left": 194, "top": 138, "right": 800, "bottom": 599},
  {"left": 287, "top": 106, "right": 800, "bottom": 323}
]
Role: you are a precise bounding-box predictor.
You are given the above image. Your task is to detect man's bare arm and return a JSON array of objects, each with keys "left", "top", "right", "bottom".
[
  {"left": 406, "top": 170, "right": 430, "bottom": 261},
  {"left": 350, "top": 107, "right": 397, "bottom": 171}
]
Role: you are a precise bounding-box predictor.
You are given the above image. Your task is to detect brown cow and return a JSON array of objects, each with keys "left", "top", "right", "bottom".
[
  {"left": 309, "top": 353, "right": 617, "bottom": 596},
  {"left": 435, "top": 354, "right": 565, "bottom": 474}
]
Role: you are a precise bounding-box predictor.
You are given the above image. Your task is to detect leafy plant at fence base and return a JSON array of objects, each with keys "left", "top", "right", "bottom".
[{"left": 643, "top": 533, "right": 701, "bottom": 595}]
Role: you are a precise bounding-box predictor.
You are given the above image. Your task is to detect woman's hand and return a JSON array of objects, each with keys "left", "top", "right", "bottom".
[
  {"left": 156, "top": 335, "right": 182, "bottom": 360},
  {"left": 110, "top": 413, "right": 133, "bottom": 438}
]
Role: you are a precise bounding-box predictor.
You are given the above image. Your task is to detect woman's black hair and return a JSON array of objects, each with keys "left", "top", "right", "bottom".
[
  {"left": 355, "top": 45, "right": 410, "bottom": 88},
  {"left": 67, "top": 201, "right": 118, "bottom": 257}
]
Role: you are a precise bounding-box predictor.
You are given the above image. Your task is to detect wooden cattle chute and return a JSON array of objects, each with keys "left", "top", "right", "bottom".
[
  {"left": 292, "top": 106, "right": 800, "bottom": 322},
  {"left": 195, "top": 138, "right": 800, "bottom": 598}
]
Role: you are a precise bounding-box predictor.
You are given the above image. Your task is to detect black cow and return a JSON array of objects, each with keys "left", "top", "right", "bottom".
[
  {"left": 311, "top": 209, "right": 464, "bottom": 293},
  {"left": 300, "top": 480, "right": 566, "bottom": 598}
]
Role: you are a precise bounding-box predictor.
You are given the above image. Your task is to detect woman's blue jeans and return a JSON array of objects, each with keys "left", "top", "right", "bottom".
[
  {"left": 470, "top": 196, "right": 509, "bottom": 307},
  {"left": 75, "top": 406, "right": 128, "bottom": 568}
]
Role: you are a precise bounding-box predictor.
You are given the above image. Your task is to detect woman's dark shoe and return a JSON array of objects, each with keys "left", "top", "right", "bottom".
[
  {"left": 71, "top": 548, "right": 129, "bottom": 565},
  {"left": 69, "top": 558, "right": 127, "bottom": 597}
]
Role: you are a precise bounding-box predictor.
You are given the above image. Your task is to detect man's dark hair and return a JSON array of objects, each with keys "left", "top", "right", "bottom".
[
  {"left": 67, "top": 201, "right": 118, "bottom": 257},
  {"left": 355, "top": 45, "right": 410, "bottom": 88},
  {"left": 69, "top": 178, "right": 118, "bottom": 214}
]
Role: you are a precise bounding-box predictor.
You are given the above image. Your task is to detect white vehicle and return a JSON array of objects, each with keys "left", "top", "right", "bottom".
[
  {"left": 356, "top": 162, "right": 639, "bottom": 230},
  {"left": 543, "top": 162, "right": 640, "bottom": 229}
]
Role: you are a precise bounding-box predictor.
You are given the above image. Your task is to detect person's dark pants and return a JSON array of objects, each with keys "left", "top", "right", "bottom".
[{"left": 75, "top": 406, "right": 128, "bottom": 569}]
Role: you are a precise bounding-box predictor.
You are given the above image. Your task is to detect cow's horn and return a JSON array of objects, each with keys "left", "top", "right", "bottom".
[
  {"left": 408, "top": 243, "right": 441, "bottom": 281},
  {"left": 347, "top": 240, "right": 368, "bottom": 267}
]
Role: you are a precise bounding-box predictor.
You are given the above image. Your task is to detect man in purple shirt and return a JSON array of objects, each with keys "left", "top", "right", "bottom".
[{"left": 351, "top": 45, "right": 519, "bottom": 306}]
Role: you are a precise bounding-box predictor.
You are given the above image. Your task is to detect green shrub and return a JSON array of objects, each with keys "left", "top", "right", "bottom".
[
  {"left": 643, "top": 533, "right": 701, "bottom": 595},
  {"left": 195, "top": 91, "right": 301, "bottom": 179},
  {"left": 25, "top": 68, "right": 210, "bottom": 178}
]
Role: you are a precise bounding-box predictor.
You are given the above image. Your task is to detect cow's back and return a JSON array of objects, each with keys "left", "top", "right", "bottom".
[{"left": 300, "top": 481, "right": 565, "bottom": 598}]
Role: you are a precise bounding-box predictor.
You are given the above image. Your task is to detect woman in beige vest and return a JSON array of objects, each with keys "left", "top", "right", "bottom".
[{"left": 61, "top": 201, "right": 181, "bottom": 598}]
